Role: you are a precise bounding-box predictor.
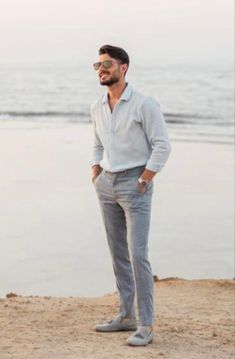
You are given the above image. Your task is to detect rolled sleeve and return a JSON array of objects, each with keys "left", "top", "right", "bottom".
[
  {"left": 90, "top": 105, "right": 104, "bottom": 167},
  {"left": 90, "top": 125, "right": 104, "bottom": 167},
  {"left": 140, "top": 97, "right": 171, "bottom": 173}
]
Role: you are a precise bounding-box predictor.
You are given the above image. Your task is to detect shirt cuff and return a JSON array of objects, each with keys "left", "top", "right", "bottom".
[
  {"left": 90, "top": 160, "right": 101, "bottom": 168},
  {"left": 145, "top": 161, "right": 163, "bottom": 173}
]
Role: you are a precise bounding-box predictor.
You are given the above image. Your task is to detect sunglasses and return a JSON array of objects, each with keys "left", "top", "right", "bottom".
[{"left": 93, "top": 60, "right": 119, "bottom": 71}]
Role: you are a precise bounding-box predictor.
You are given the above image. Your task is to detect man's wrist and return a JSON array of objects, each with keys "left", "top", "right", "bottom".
[
  {"left": 92, "top": 164, "right": 101, "bottom": 170},
  {"left": 92, "top": 165, "right": 102, "bottom": 183},
  {"left": 140, "top": 168, "right": 157, "bottom": 183},
  {"left": 92, "top": 164, "right": 101, "bottom": 174}
]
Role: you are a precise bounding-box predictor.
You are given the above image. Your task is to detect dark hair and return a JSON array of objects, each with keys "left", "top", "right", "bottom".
[{"left": 99, "top": 45, "right": 130, "bottom": 67}]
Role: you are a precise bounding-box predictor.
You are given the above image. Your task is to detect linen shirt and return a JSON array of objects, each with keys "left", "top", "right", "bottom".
[{"left": 90, "top": 83, "right": 171, "bottom": 173}]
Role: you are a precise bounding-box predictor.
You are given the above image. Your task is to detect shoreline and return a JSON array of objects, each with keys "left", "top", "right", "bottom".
[
  {"left": 4, "top": 276, "right": 235, "bottom": 299},
  {"left": 1, "top": 278, "right": 234, "bottom": 359},
  {"left": 0, "top": 120, "right": 233, "bottom": 146}
]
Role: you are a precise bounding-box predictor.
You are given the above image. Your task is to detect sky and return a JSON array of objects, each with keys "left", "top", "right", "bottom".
[{"left": 0, "top": 0, "right": 234, "bottom": 65}]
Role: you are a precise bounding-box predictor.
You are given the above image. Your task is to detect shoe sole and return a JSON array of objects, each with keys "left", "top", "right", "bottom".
[
  {"left": 95, "top": 326, "right": 137, "bottom": 332},
  {"left": 127, "top": 339, "right": 153, "bottom": 346},
  {"left": 127, "top": 336, "right": 154, "bottom": 346}
]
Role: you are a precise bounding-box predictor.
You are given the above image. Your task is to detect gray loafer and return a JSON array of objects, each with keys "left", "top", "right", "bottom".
[
  {"left": 94, "top": 314, "right": 137, "bottom": 332},
  {"left": 126, "top": 326, "right": 154, "bottom": 346}
]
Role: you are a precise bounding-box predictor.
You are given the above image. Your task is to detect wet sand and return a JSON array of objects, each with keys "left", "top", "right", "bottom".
[{"left": 0, "top": 122, "right": 234, "bottom": 297}]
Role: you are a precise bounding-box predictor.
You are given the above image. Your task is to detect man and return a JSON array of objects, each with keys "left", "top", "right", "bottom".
[{"left": 90, "top": 45, "right": 171, "bottom": 346}]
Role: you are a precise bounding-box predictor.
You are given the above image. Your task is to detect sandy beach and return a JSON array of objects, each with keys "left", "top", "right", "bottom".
[{"left": 0, "top": 278, "right": 234, "bottom": 359}]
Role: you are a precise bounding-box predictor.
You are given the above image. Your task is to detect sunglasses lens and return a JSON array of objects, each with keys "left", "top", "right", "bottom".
[
  {"left": 103, "top": 60, "right": 112, "bottom": 69},
  {"left": 93, "top": 62, "right": 100, "bottom": 70}
]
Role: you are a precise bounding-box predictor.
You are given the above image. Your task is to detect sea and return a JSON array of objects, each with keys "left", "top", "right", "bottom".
[{"left": 0, "top": 62, "right": 234, "bottom": 144}]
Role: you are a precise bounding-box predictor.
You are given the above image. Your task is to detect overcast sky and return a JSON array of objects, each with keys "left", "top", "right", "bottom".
[{"left": 0, "top": 0, "right": 233, "bottom": 65}]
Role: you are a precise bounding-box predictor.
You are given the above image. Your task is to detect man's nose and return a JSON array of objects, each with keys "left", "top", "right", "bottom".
[
  {"left": 98, "top": 65, "right": 105, "bottom": 73},
  {"left": 98, "top": 63, "right": 109, "bottom": 73}
]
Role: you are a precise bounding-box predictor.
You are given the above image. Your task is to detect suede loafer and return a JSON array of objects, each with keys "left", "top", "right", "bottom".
[
  {"left": 126, "top": 326, "right": 154, "bottom": 346},
  {"left": 94, "top": 315, "right": 137, "bottom": 332}
]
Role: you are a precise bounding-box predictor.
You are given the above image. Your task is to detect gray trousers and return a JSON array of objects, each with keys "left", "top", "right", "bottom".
[{"left": 94, "top": 165, "right": 154, "bottom": 326}]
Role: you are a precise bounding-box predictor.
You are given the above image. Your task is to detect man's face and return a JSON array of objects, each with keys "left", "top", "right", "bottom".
[{"left": 96, "top": 54, "right": 126, "bottom": 86}]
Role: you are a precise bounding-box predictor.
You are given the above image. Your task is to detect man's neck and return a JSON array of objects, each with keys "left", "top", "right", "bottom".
[{"left": 107, "top": 81, "right": 127, "bottom": 101}]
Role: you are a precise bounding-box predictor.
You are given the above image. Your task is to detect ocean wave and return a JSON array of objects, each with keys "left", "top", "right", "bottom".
[
  {"left": 0, "top": 110, "right": 232, "bottom": 126},
  {"left": 0, "top": 111, "right": 89, "bottom": 118},
  {"left": 164, "top": 112, "right": 217, "bottom": 123}
]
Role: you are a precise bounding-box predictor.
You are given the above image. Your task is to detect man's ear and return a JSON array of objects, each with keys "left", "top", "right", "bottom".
[{"left": 121, "top": 63, "right": 128, "bottom": 75}]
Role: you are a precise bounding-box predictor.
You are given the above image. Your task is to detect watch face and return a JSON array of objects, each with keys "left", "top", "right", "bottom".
[
  {"left": 137, "top": 179, "right": 148, "bottom": 193},
  {"left": 138, "top": 179, "right": 148, "bottom": 186}
]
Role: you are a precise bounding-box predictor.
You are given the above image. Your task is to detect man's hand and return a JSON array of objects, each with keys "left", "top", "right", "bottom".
[
  {"left": 92, "top": 164, "right": 102, "bottom": 183},
  {"left": 138, "top": 168, "right": 157, "bottom": 193}
]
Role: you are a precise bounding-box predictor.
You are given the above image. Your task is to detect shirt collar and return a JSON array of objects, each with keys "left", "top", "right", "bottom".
[{"left": 102, "top": 83, "right": 133, "bottom": 104}]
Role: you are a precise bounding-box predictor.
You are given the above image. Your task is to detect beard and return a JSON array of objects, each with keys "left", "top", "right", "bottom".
[{"left": 99, "top": 72, "right": 120, "bottom": 86}]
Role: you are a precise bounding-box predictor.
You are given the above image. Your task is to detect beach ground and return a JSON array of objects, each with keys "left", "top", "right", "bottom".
[{"left": 0, "top": 278, "right": 234, "bottom": 359}]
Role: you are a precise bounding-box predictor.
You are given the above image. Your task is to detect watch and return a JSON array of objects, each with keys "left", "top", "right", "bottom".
[{"left": 138, "top": 177, "right": 149, "bottom": 187}]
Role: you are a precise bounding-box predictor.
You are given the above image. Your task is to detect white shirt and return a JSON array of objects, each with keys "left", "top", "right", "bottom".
[{"left": 90, "top": 83, "right": 171, "bottom": 173}]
